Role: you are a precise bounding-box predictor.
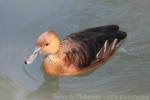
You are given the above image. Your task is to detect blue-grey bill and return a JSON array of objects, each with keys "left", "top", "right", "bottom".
[{"left": 24, "top": 48, "right": 40, "bottom": 64}]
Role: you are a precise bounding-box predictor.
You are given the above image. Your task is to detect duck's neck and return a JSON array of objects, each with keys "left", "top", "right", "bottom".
[
  {"left": 46, "top": 44, "right": 65, "bottom": 65},
  {"left": 48, "top": 34, "right": 61, "bottom": 54},
  {"left": 48, "top": 43, "right": 66, "bottom": 61}
]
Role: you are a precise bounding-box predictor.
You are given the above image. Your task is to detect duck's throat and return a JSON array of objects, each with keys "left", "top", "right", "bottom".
[{"left": 46, "top": 54, "right": 61, "bottom": 64}]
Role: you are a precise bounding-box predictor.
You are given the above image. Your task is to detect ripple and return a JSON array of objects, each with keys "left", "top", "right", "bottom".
[{"left": 0, "top": 75, "right": 25, "bottom": 100}]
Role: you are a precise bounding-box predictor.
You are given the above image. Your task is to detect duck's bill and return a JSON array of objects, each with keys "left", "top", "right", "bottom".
[{"left": 24, "top": 48, "right": 41, "bottom": 64}]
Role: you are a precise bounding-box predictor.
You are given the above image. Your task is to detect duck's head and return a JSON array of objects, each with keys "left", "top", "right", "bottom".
[{"left": 24, "top": 31, "right": 60, "bottom": 64}]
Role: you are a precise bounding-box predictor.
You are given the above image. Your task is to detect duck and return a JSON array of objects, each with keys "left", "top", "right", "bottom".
[{"left": 24, "top": 25, "right": 127, "bottom": 76}]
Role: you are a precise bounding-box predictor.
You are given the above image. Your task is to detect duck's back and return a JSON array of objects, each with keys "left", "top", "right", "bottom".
[{"left": 61, "top": 25, "right": 127, "bottom": 68}]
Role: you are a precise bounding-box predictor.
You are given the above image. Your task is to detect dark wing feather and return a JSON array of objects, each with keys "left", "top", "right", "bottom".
[{"left": 62, "top": 25, "right": 127, "bottom": 68}]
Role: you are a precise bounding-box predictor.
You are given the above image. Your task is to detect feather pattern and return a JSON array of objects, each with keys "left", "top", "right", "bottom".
[{"left": 60, "top": 25, "right": 127, "bottom": 68}]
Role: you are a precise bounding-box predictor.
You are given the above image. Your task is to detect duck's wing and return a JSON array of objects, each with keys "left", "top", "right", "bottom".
[{"left": 62, "top": 25, "right": 127, "bottom": 68}]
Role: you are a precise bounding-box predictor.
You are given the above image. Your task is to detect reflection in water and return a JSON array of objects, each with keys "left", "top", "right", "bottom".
[
  {"left": 25, "top": 74, "right": 59, "bottom": 100},
  {"left": 0, "top": 76, "right": 24, "bottom": 100},
  {"left": 0, "top": 0, "right": 150, "bottom": 99}
]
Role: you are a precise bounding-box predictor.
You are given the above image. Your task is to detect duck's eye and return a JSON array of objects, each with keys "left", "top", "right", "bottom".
[{"left": 45, "top": 43, "right": 49, "bottom": 46}]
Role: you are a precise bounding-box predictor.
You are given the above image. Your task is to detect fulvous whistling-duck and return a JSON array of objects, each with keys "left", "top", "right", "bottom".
[{"left": 24, "top": 25, "right": 127, "bottom": 76}]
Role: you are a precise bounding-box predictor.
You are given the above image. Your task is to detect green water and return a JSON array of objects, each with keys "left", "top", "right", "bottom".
[{"left": 0, "top": 0, "right": 150, "bottom": 100}]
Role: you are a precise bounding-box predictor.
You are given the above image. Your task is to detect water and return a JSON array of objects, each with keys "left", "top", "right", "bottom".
[{"left": 0, "top": 0, "right": 150, "bottom": 100}]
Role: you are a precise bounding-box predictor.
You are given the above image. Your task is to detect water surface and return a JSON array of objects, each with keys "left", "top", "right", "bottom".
[{"left": 0, "top": 0, "right": 150, "bottom": 100}]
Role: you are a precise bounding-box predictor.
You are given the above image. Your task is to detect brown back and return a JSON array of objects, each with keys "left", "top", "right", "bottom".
[{"left": 61, "top": 25, "right": 127, "bottom": 68}]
